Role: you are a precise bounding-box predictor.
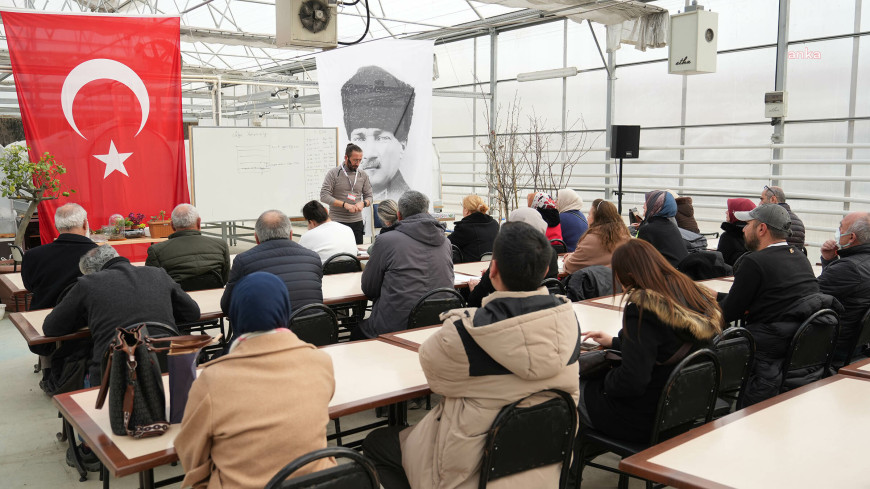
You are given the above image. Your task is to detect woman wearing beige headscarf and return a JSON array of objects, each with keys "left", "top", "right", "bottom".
[{"left": 466, "top": 207, "right": 559, "bottom": 307}]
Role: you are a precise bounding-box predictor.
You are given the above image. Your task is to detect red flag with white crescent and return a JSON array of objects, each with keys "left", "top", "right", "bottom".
[{"left": 2, "top": 11, "right": 188, "bottom": 246}]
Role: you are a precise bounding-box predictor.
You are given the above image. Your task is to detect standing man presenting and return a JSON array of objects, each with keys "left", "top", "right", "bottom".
[{"left": 320, "top": 143, "right": 373, "bottom": 244}]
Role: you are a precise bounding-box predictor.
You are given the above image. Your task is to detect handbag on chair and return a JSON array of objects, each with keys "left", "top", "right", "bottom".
[{"left": 95, "top": 324, "right": 212, "bottom": 438}]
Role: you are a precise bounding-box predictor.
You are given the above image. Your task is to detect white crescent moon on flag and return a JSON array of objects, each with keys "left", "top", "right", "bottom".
[{"left": 60, "top": 59, "right": 150, "bottom": 140}]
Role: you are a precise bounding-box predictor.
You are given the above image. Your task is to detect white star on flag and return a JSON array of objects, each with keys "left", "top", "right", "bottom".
[{"left": 93, "top": 140, "right": 132, "bottom": 178}]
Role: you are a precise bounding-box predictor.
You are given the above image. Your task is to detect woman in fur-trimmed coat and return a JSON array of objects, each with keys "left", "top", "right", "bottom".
[{"left": 581, "top": 239, "right": 723, "bottom": 442}]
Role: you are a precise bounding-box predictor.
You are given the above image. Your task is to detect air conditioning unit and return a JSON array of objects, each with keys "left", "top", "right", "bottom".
[{"left": 276, "top": 0, "right": 338, "bottom": 49}]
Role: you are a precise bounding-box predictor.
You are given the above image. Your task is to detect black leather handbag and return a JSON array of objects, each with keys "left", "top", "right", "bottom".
[{"left": 95, "top": 324, "right": 207, "bottom": 438}]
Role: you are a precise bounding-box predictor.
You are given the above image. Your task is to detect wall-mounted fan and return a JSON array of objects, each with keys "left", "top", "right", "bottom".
[{"left": 276, "top": 0, "right": 338, "bottom": 49}]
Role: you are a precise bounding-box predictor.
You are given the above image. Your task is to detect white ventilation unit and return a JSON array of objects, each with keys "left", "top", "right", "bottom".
[
  {"left": 276, "top": 0, "right": 338, "bottom": 49},
  {"left": 668, "top": 7, "right": 718, "bottom": 75}
]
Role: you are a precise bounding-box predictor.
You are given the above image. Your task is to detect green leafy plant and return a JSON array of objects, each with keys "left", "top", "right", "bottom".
[
  {"left": 0, "top": 144, "right": 75, "bottom": 247},
  {"left": 150, "top": 210, "right": 167, "bottom": 222}
]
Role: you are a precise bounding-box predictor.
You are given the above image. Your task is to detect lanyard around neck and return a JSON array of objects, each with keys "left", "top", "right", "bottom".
[{"left": 341, "top": 164, "right": 358, "bottom": 192}]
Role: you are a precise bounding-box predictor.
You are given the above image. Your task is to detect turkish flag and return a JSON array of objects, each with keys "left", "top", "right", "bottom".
[{"left": 3, "top": 12, "right": 188, "bottom": 250}]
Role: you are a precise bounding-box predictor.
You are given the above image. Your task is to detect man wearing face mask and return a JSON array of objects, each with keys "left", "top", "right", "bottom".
[
  {"left": 340, "top": 66, "right": 414, "bottom": 202},
  {"left": 818, "top": 212, "right": 870, "bottom": 365},
  {"left": 320, "top": 143, "right": 373, "bottom": 244}
]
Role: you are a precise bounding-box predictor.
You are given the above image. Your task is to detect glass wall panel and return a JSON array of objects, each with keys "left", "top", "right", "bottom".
[
  {"left": 614, "top": 61, "right": 682, "bottom": 127},
  {"left": 565, "top": 70, "right": 608, "bottom": 130},
  {"left": 496, "top": 22, "right": 565, "bottom": 80},
  {"left": 434, "top": 39, "right": 477, "bottom": 89},
  {"left": 789, "top": 0, "right": 857, "bottom": 41},
  {"left": 786, "top": 39, "right": 854, "bottom": 120}
]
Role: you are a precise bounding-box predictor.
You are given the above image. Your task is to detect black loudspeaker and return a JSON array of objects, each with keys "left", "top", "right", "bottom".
[{"left": 612, "top": 125, "right": 640, "bottom": 159}]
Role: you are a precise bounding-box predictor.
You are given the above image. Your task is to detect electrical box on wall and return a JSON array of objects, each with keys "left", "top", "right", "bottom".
[
  {"left": 764, "top": 91, "right": 788, "bottom": 118},
  {"left": 668, "top": 9, "right": 718, "bottom": 75}
]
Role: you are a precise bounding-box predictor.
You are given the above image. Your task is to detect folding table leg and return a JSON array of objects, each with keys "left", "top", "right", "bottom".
[
  {"left": 101, "top": 463, "right": 110, "bottom": 489},
  {"left": 387, "top": 401, "right": 408, "bottom": 427},
  {"left": 63, "top": 419, "right": 88, "bottom": 482},
  {"left": 138, "top": 468, "right": 155, "bottom": 489}
]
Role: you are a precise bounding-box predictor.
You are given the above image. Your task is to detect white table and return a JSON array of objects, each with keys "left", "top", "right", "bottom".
[{"left": 621, "top": 375, "right": 870, "bottom": 489}]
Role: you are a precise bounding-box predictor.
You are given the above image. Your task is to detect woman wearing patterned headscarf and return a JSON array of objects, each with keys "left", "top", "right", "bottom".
[
  {"left": 637, "top": 190, "right": 688, "bottom": 267},
  {"left": 530, "top": 191, "right": 563, "bottom": 242}
]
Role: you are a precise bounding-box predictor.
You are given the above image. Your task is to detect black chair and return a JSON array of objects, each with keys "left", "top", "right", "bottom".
[
  {"left": 541, "top": 277, "right": 566, "bottom": 296},
  {"left": 323, "top": 253, "right": 362, "bottom": 275},
  {"left": 480, "top": 252, "right": 493, "bottom": 262},
  {"left": 574, "top": 349, "right": 721, "bottom": 489},
  {"left": 407, "top": 287, "right": 466, "bottom": 329},
  {"left": 712, "top": 327, "right": 755, "bottom": 415},
  {"left": 452, "top": 244, "right": 464, "bottom": 264},
  {"left": 322, "top": 253, "right": 366, "bottom": 339},
  {"left": 264, "top": 446, "right": 379, "bottom": 489},
  {"left": 551, "top": 239, "right": 567, "bottom": 254},
  {"left": 480, "top": 389, "right": 577, "bottom": 489},
  {"left": 288, "top": 303, "right": 338, "bottom": 347},
  {"left": 10, "top": 244, "right": 24, "bottom": 272},
  {"left": 135, "top": 322, "right": 180, "bottom": 374},
  {"left": 838, "top": 307, "right": 870, "bottom": 368},
  {"left": 178, "top": 268, "right": 224, "bottom": 292},
  {"left": 779, "top": 308, "right": 839, "bottom": 394}
]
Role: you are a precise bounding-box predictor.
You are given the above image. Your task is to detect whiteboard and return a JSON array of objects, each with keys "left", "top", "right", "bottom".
[{"left": 190, "top": 127, "right": 338, "bottom": 222}]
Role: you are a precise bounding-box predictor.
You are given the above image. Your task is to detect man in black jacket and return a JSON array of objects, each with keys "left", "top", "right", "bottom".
[
  {"left": 818, "top": 211, "right": 870, "bottom": 365},
  {"left": 145, "top": 203, "right": 230, "bottom": 288},
  {"left": 720, "top": 204, "right": 818, "bottom": 325},
  {"left": 761, "top": 185, "right": 805, "bottom": 252},
  {"left": 44, "top": 245, "right": 201, "bottom": 384},
  {"left": 220, "top": 210, "right": 323, "bottom": 314},
  {"left": 22, "top": 203, "right": 97, "bottom": 310}
]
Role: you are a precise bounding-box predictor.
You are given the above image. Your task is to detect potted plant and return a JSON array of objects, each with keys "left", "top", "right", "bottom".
[
  {"left": 124, "top": 212, "right": 146, "bottom": 238},
  {"left": 0, "top": 144, "right": 75, "bottom": 248},
  {"left": 148, "top": 210, "right": 172, "bottom": 239}
]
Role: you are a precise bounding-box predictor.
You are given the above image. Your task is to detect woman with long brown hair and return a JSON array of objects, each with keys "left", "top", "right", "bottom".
[
  {"left": 579, "top": 239, "right": 723, "bottom": 442},
  {"left": 563, "top": 200, "right": 631, "bottom": 274}
]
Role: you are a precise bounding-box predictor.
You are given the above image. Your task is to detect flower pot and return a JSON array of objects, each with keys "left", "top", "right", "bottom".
[{"left": 148, "top": 220, "right": 172, "bottom": 239}]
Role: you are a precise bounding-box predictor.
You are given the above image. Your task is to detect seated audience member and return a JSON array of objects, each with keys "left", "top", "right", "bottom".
[
  {"left": 670, "top": 190, "right": 701, "bottom": 233},
  {"left": 582, "top": 239, "right": 722, "bottom": 442},
  {"left": 357, "top": 191, "right": 453, "bottom": 339},
  {"left": 818, "top": 211, "right": 870, "bottom": 365},
  {"left": 367, "top": 199, "right": 398, "bottom": 255},
  {"left": 467, "top": 207, "right": 559, "bottom": 307},
  {"left": 563, "top": 200, "right": 630, "bottom": 274},
  {"left": 176, "top": 272, "right": 335, "bottom": 489},
  {"left": 448, "top": 194, "right": 499, "bottom": 262},
  {"left": 637, "top": 190, "right": 688, "bottom": 267},
  {"left": 145, "top": 203, "right": 230, "bottom": 286},
  {"left": 22, "top": 203, "right": 97, "bottom": 309},
  {"left": 363, "top": 222, "right": 581, "bottom": 489},
  {"left": 530, "top": 191, "right": 563, "bottom": 242},
  {"left": 719, "top": 204, "right": 837, "bottom": 405},
  {"left": 761, "top": 185, "right": 806, "bottom": 251},
  {"left": 298, "top": 200, "right": 358, "bottom": 263},
  {"left": 557, "top": 188, "right": 588, "bottom": 252},
  {"left": 717, "top": 198, "right": 756, "bottom": 266},
  {"left": 220, "top": 209, "right": 322, "bottom": 314},
  {"left": 44, "top": 245, "right": 200, "bottom": 383}
]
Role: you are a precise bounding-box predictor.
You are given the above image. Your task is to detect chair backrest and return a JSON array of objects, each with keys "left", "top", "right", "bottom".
[
  {"left": 780, "top": 308, "right": 839, "bottom": 392},
  {"left": 131, "top": 322, "right": 180, "bottom": 373},
  {"left": 265, "top": 446, "right": 379, "bottom": 489},
  {"left": 478, "top": 389, "right": 576, "bottom": 489},
  {"left": 452, "top": 244, "right": 463, "bottom": 264},
  {"left": 550, "top": 239, "right": 567, "bottom": 254},
  {"left": 178, "top": 268, "right": 224, "bottom": 292},
  {"left": 10, "top": 244, "right": 24, "bottom": 272},
  {"left": 842, "top": 307, "right": 870, "bottom": 366},
  {"left": 408, "top": 287, "right": 466, "bottom": 329},
  {"left": 540, "top": 277, "right": 566, "bottom": 296},
  {"left": 479, "top": 252, "right": 493, "bottom": 262},
  {"left": 288, "top": 304, "right": 339, "bottom": 347},
  {"left": 712, "top": 327, "right": 755, "bottom": 405},
  {"left": 651, "top": 349, "right": 720, "bottom": 444},
  {"left": 323, "top": 253, "right": 362, "bottom": 275}
]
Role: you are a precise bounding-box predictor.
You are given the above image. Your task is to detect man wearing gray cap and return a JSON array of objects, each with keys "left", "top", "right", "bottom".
[
  {"left": 719, "top": 204, "right": 840, "bottom": 406},
  {"left": 341, "top": 65, "right": 415, "bottom": 201},
  {"left": 720, "top": 203, "right": 818, "bottom": 324}
]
